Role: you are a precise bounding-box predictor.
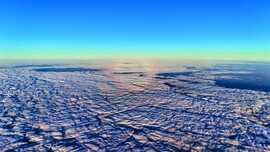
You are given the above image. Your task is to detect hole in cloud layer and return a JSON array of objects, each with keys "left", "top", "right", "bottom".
[
  {"left": 156, "top": 72, "right": 193, "bottom": 78},
  {"left": 113, "top": 72, "right": 143, "bottom": 75},
  {"left": 213, "top": 63, "right": 270, "bottom": 92},
  {"left": 215, "top": 79, "right": 270, "bottom": 92},
  {"left": 215, "top": 73, "right": 270, "bottom": 92}
]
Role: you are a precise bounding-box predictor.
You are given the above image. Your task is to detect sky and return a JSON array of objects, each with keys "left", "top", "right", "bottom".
[{"left": 0, "top": 0, "right": 269, "bottom": 60}]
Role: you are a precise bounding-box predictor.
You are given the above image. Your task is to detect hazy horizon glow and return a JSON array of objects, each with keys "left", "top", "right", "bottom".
[{"left": 0, "top": 0, "right": 270, "bottom": 60}]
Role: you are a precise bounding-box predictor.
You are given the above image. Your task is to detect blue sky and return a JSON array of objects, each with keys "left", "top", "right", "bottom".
[{"left": 0, "top": 0, "right": 269, "bottom": 59}]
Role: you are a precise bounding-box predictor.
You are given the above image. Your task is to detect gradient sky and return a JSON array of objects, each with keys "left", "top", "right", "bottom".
[{"left": 0, "top": 0, "right": 270, "bottom": 60}]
